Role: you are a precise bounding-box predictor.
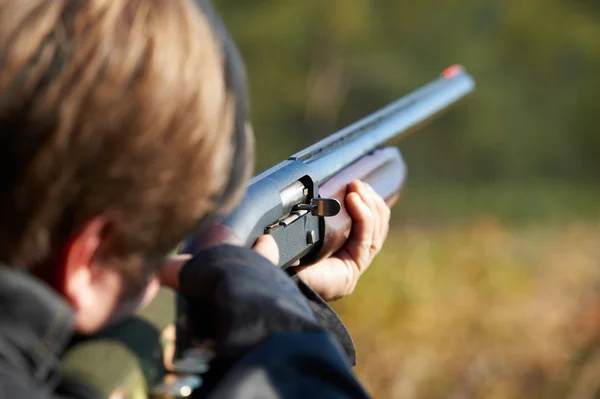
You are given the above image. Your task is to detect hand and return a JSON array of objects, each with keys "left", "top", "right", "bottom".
[
  {"left": 158, "top": 230, "right": 279, "bottom": 291},
  {"left": 159, "top": 180, "right": 389, "bottom": 301},
  {"left": 295, "top": 180, "right": 390, "bottom": 301}
]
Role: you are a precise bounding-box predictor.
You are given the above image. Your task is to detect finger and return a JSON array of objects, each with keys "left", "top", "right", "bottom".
[
  {"left": 348, "top": 180, "right": 376, "bottom": 211},
  {"left": 366, "top": 183, "right": 390, "bottom": 253},
  {"left": 345, "top": 189, "right": 374, "bottom": 242},
  {"left": 252, "top": 234, "right": 280, "bottom": 265},
  {"left": 353, "top": 181, "right": 380, "bottom": 253},
  {"left": 159, "top": 254, "right": 192, "bottom": 290},
  {"left": 345, "top": 190, "right": 374, "bottom": 266}
]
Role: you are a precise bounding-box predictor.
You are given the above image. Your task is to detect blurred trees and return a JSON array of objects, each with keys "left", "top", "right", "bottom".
[{"left": 214, "top": 0, "right": 600, "bottom": 185}]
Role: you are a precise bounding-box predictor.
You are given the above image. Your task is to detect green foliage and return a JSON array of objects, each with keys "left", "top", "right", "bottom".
[
  {"left": 395, "top": 181, "right": 600, "bottom": 226},
  {"left": 215, "top": 0, "right": 600, "bottom": 184}
]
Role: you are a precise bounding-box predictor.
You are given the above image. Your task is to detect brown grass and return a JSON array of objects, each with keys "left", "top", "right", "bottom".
[{"left": 335, "top": 218, "right": 600, "bottom": 399}]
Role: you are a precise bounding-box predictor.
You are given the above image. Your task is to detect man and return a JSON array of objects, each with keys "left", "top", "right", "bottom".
[{"left": 0, "top": 0, "right": 390, "bottom": 397}]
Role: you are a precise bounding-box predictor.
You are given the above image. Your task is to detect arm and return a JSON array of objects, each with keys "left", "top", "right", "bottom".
[
  {"left": 163, "top": 180, "right": 389, "bottom": 363},
  {"left": 176, "top": 245, "right": 368, "bottom": 398}
]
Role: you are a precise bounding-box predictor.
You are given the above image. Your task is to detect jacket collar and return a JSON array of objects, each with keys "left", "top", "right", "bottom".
[{"left": 0, "top": 264, "right": 74, "bottom": 382}]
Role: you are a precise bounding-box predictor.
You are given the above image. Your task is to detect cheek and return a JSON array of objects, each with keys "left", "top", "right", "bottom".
[
  {"left": 140, "top": 276, "right": 161, "bottom": 307},
  {"left": 107, "top": 276, "right": 161, "bottom": 325},
  {"left": 74, "top": 270, "right": 124, "bottom": 334}
]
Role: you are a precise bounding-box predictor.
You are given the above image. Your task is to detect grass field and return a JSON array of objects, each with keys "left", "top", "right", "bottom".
[{"left": 334, "top": 219, "right": 600, "bottom": 398}]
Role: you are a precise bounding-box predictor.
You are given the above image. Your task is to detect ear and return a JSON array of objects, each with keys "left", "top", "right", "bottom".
[
  {"left": 58, "top": 216, "right": 124, "bottom": 333},
  {"left": 59, "top": 216, "right": 105, "bottom": 304}
]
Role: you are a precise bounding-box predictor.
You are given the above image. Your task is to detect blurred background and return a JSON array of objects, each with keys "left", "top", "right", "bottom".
[{"left": 215, "top": 1, "right": 600, "bottom": 398}]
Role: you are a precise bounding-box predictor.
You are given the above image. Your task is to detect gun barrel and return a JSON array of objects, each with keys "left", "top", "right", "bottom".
[{"left": 293, "top": 66, "right": 475, "bottom": 183}]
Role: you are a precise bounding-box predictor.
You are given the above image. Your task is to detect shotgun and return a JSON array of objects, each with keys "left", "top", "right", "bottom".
[
  {"left": 181, "top": 64, "right": 475, "bottom": 267},
  {"left": 60, "top": 65, "right": 475, "bottom": 398}
]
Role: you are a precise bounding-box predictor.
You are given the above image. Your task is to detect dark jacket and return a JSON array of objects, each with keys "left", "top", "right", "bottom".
[{"left": 0, "top": 246, "right": 368, "bottom": 398}]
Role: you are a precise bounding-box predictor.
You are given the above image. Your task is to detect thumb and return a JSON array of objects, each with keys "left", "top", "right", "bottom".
[
  {"left": 159, "top": 254, "right": 192, "bottom": 290},
  {"left": 252, "top": 235, "right": 280, "bottom": 266}
]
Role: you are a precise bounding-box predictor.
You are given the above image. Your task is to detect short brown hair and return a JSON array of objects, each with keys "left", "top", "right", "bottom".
[{"left": 0, "top": 0, "right": 251, "bottom": 281}]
